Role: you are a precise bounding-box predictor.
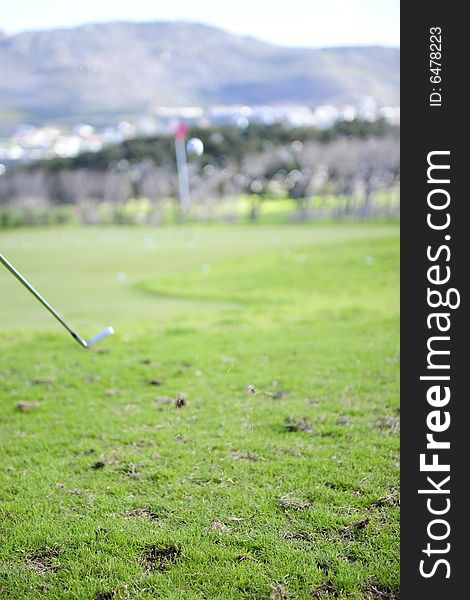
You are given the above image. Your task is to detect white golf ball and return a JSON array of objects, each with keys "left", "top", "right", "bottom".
[{"left": 186, "top": 137, "right": 204, "bottom": 156}]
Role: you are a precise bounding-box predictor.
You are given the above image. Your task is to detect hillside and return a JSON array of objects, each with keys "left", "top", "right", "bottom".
[{"left": 0, "top": 21, "right": 399, "bottom": 127}]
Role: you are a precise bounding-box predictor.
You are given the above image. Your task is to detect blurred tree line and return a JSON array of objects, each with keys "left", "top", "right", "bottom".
[{"left": 0, "top": 120, "right": 399, "bottom": 226}]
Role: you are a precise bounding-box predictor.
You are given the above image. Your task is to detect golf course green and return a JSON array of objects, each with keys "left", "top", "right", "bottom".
[{"left": 0, "top": 222, "right": 399, "bottom": 599}]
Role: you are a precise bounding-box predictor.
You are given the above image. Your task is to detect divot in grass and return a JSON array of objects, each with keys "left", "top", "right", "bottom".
[
  {"left": 266, "top": 390, "right": 289, "bottom": 399},
  {"left": 23, "top": 545, "right": 61, "bottom": 574},
  {"left": 279, "top": 495, "right": 312, "bottom": 511},
  {"left": 231, "top": 450, "right": 259, "bottom": 462},
  {"left": 375, "top": 416, "right": 400, "bottom": 434},
  {"left": 368, "top": 494, "right": 400, "bottom": 509},
  {"left": 91, "top": 461, "right": 106, "bottom": 469},
  {"left": 125, "top": 507, "right": 159, "bottom": 521},
  {"left": 283, "top": 530, "right": 314, "bottom": 543},
  {"left": 210, "top": 519, "right": 231, "bottom": 532},
  {"left": 284, "top": 416, "right": 314, "bottom": 432},
  {"left": 362, "top": 582, "right": 400, "bottom": 599},
  {"left": 309, "top": 581, "right": 337, "bottom": 598},
  {"left": 93, "top": 591, "right": 116, "bottom": 600},
  {"left": 338, "top": 518, "right": 370, "bottom": 541},
  {"left": 32, "top": 377, "right": 54, "bottom": 385},
  {"left": 270, "top": 582, "right": 290, "bottom": 599},
  {"left": 175, "top": 392, "right": 188, "bottom": 407},
  {"left": 15, "top": 401, "right": 41, "bottom": 411},
  {"left": 140, "top": 544, "right": 181, "bottom": 571}
]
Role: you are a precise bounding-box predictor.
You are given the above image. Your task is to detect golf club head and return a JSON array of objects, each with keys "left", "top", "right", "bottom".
[
  {"left": 71, "top": 331, "right": 89, "bottom": 348},
  {"left": 86, "top": 326, "right": 115, "bottom": 347}
]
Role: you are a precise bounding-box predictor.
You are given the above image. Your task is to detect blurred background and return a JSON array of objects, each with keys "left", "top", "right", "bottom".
[
  {"left": 0, "top": 0, "right": 399, "bottom": 226},
  {"left": 0, "top": 6, "right": 400, "bottom": 596}
]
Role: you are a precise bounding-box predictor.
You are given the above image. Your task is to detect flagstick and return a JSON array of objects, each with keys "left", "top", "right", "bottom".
[{"left": 175, "top": 136, "right": 191, "bottom": 210}]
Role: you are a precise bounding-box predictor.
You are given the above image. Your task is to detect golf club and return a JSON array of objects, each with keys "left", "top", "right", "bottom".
[{"left": 0, "top": 251, "right": 114, "bottom": 348}]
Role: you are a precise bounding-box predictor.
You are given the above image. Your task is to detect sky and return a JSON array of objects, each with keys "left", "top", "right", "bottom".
[{"left": 0, "top": 0, "right": 399, "bottom": 48}]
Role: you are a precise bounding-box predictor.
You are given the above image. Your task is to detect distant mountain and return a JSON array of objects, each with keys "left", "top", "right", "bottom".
[{"left": 0, "top": 21, "right": 399, "bottom": 127}]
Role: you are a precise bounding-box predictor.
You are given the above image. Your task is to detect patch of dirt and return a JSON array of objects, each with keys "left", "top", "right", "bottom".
[
  {"left": 375, "top": 416, "right": 400, "bottom": 434},
  {"left": 93, "top": 591, "right": 116, "bottom": 600},
  {"left": 338, "top": 518, "right": 370, "bottom": 540},
  {"left": 283, "top": 530, "right": 314, "bottom": 542},
  {"left": 270, "top": 583, "right": 290, "bottom": 599},
  {"left": 236, "top": 554, "right": 260, "bottom": 563},
  {"left": 305, "top": 398, "right": 320, "bottom": 405},
  {"left": 210, "top": 520, "right": 231, "bottom": 533},
  {"left": 140, "top": 544, "right": 180, "bottom": 571},
  {"left": 310, "top": 581, "right": 337, "bottom": 598},
  {"left": 148, "top": 378, "right": 164, "bottom": 386},
  {"left": 231, "top": 451, "right": 259, "bottom": 462},
  {"left": 15, "top": 401, "right": 40, "bottom": 411},
  {"left": 24, "top": 545, "right": 60, "bottom": 574},
  {"left": 368, "top": 494, "right": 400, "bottom": 509},
  {"left": 336, "top": 417, "right": 350, "bottom": 426},
  {"left": 284, "top": 416, "right": 313, "bottom": 432},
  {"left": 325, "top": 481, "right": 352, "bottom": 492},
  {"left": 175, "top": 392, "right": 188, "bottom": 407},
  {"left": 362, "top": 583, "right": 400, "bottom": 599},
  {"left": 340, "top": 549, "right": 360, "bottom": 563},
  {"left": 91, "top": 461, "right": 106, "bottom": 469},
  {"left": 314, "top": 559, "right": 332, "bottom": 571},
  {"left": 126, "top": 507, "right": 159, "bottom": 520},
  {"left": 279, "top": 495, "right": 311, "bottom": 511},
  {"left": 266, "top": 390, "right": 289, "bottom": 399},
  {"left": 120, "top": 463, "right": 140, "bottom": 477},
  {"left": 32, "top": 377, "right": 53, "bottom": 385},
  {"left": 83, "top": 374, "right": 100, "bottom": 383}
]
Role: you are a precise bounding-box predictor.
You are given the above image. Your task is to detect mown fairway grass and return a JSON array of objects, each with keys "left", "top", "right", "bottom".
[{"left": 0, "top": 223, "right": 399, "bottom": 599}]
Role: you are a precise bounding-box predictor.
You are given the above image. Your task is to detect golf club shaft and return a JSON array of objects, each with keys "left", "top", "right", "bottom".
[{"left": 0, "top": 251, "right": 80, "bottom": 340}]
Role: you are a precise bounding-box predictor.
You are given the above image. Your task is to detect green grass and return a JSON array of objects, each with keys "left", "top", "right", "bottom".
[{"left": 0, "top": 223, "right": 399, "bottom": 599}]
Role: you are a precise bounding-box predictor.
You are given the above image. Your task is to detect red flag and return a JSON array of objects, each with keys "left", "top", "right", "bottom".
[{"left": 175, "top": 121, "right": 188, "bottom": 141}]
